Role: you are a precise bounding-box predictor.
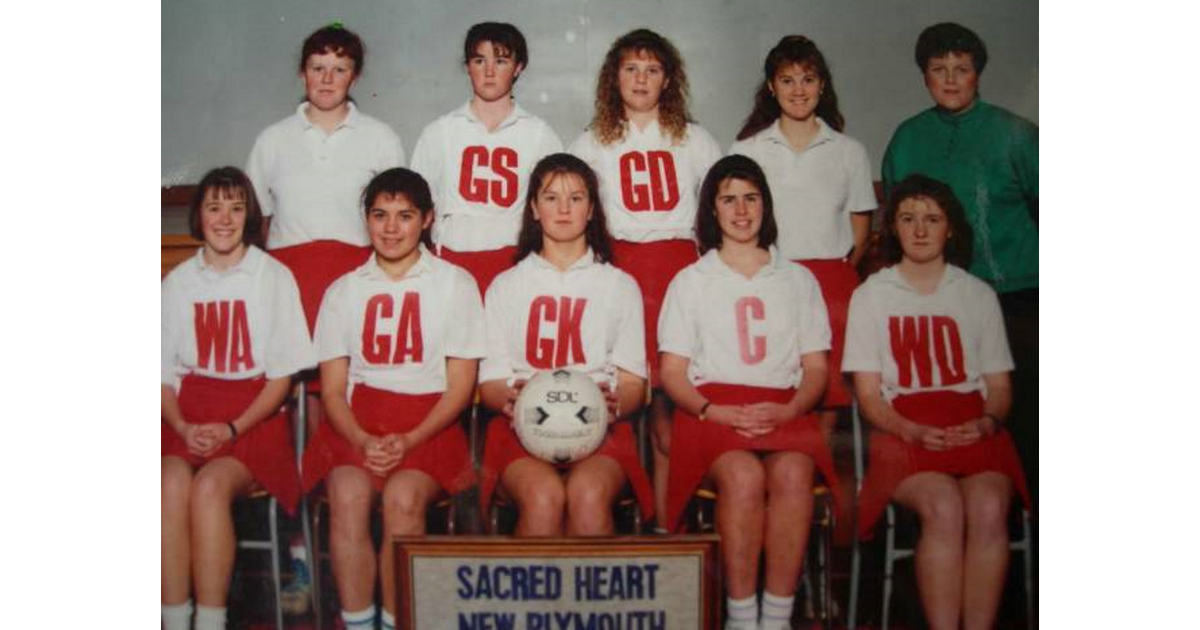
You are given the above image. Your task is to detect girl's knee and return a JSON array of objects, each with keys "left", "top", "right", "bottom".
[
  {"left": 965, "top": 488, "right": 1011, "bottom": 536},
  {"left": 514, "top": 476, "right": 566, "bottom": 518},
  {"left": 189, "top": 468, "right": 237, "bottom": 512},
  {"left": 766, "top": 454, "right": 815, "bottom": 494},
  {"left": 917, "top": 490, "right": 965, "bottom": 535},
  {"left": 382, "top": 481, "right": 432, "bottom": 533},
  {"left": 162, "top": 461, "right": 194, "bottom": 505}
]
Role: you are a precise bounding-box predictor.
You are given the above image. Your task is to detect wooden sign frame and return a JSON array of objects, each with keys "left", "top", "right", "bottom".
[{"left": 394, "top": 535, "right": 721, "bottom": 629}]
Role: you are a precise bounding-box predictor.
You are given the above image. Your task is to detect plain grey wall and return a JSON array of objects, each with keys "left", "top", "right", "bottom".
[{"left": 161, "top": 0, "right": 1037, "bottom": 187}]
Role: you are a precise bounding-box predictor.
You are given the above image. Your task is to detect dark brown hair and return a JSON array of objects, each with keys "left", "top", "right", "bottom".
[
  {"left": 360, "top": 167, "right": 436, "bottom": 250},
  {"left": 881, "top": 174, "right": 973, "bottom": 268},
  {"left": 299, "top": 24, "right": 365, "bottom": 77},
  {"left": 590, "top": 29, "right": 691, "bottom": 146},
  {"left": 695, "top": 155, "right": 777, "bottom": 254},
  {"left": 915, "top": 22, "right": 988, "bottom": 74},
  {"left": 463, "top": 22, "right": 528, "bottom": 80},
  {"left": 514, "top": 153, "right": 612, "bottom": 264},
  {"left": 737, "top": 35, "right": 845, "bottom": 140},
  {"left": 189, "top": 167, "right": 265, "bottom": 249}
]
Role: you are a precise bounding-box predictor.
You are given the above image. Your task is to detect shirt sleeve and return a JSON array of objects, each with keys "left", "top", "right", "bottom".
[
  {"left": 1012, "top": 119, "right": 1039, "bottom": 202},
  {"left": 976, "top": 285, "right": 1015, "bottom": 375},
  {"left": 161, "top": 276, "right": 182, "bottom": 387},
  {"left": 538, "top": 123, "right": 564, "bottom": 159},
  {"left": 478, "top": 276, "right": 516, "bottom": 383},
  {"left": 657, "top": 272, "right": 697, "bottom": 359},
  {"left": 245, "top": 129, "right": 275, "bottom": 218},
  {"left": 880, "top": 132, "right": 900, "bottom": 200},
  {"left": 844, "top": 138, "right": 878, "bottom": 214},
  {"left": 444, "top": 268, "right": 487, "bottom": 359},
  {"left": 566, "top": 131, "right": 594, "bottom": 166},
  {"left": 841, "top": 284, "right": 880, "bottom": 373},
  {"left": 380, "top": 125, "right": 407, "bottom": 169},
  {"left": 313, "top": 276, "right": 352, "bottom": 364},
  {"left": 609, "top": 273, "right": 647, "bottom": 379},
  {"left": 691, "top": 126, "right": 723, "bottom": 187},
  {"left": 795, "top": 268, "right": 832, "bottom": 354},
  {"left": 265, "top": 265, "right": 318, "bottom": 379},
  {"left": 409, "top": 122, "right": 442, "bottom": 207}
]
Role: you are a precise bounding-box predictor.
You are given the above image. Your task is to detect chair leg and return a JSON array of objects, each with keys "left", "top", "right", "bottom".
[
  {"left": 821, "top": 497, "right": 834, "bottom": 630},
  {"left": 848, "top": 535, "right": 861, "bottom": 629},
  {"left": 269, "top": 498, "right": 284, "bottom": 630},
  {"left": 1022, "top": 510, "right": 1034, "bottom": 629},
  {"left": 312, "top": 500, "right": 324, "bottom": 630},
  {"left": 881, "top": 506, "right": 897, "bottom": 630},
  {"left": 301, "top": 496, "right": 320, "bottom": 627}
]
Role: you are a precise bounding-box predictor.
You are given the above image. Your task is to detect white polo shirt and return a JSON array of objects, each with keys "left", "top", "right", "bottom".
[
  {"left": 246, "top": 102, "right": 406, "bottom": 249},
  {"left": 729, "top": 118, "right": 876, "bottom": 260},
  {"left": 569, "top": 121, "right": 721, "bottom": 243},
  {"left": 842, "top": 265, "right": 1014, "bottom": 401},
  {"left": 409, "top": 101, "right": 563, "bottom": 252},
  {"left": 162, "top": 245, "right": 316, "bottom": 389},
  {"left": 313, "top": 247, "right": 485, "bottom": 396},
  {"left": 480, "top": 250, "right": 646, "bottom": 386},
  {"left": 658, "top": 247, "right": 831, "bottom": 389}
]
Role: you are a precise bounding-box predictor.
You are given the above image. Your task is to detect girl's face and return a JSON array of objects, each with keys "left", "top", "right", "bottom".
[
  {"left": 200, "top": 187, "right": 248, "bottom": 258},
  {"left": 618, "top": 50, "right": 667, "bottom": 116},
  {"left": 894, "top": 196, "right": 951, "bottom": 264},
  {"left": 466, "top": 41, "right": 522, "bottom": 103},
  {"left": 714, "top": 177, "right": 764, "bottom": 247},
  {"left": 533, "top": 172, "right": 593, "bottom": 246},
  {"left": 303, "top": 51, "right": 357, "bottom": 113},
  {"left": 923, "top": 52, "right": 979, "bottom": 113},
  {"left": 770, "top": 62, "right": 823, "bottom": 123},
  {"left": 366, "top": 193, "right": 432, "bottom": 266}
]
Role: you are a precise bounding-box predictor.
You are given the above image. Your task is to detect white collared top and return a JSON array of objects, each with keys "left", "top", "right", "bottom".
[
  {"left": 313, "top": 246, "right": 485, "bottom": 395},
  {"left": 569, "top": 121, "right": 721, "bottom": 243},
  {"left": 842, "top": 265, "right": 1014, "bottom": 401},
  {"left": 658, "top": 247, "right": 831, "bottom": 389},
  {"left": 246, "top": 102, "right": 406, "bottom": 249},
  {"left": 480, "top": 250, "right": 646, "bottom": 386},
  {"left": 162, "top": 245, "right": 316, "bottom": 389},
  {"left": 729, "top": 117, "right": 875, "bottom": 260},
  {"left": 410, "top": 101, "right": 563, "bottom": 252}
]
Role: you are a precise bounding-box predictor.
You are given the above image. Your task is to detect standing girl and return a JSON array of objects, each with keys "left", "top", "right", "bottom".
[
  {"left": 568, "top": 29, "right": 721, "bottom": 524},
  {"left": 300, "top": 168, "right": 482, "bottom": 630},
  {"left": 730, "top": 35, "right": 877, "bottom": 443},
  {"left": 246, "top": 23, "right": 406, "bottom": 330},
  {"left": 162, "top": 167, "right": 315, "bottom": 630},
  {"left": 659, "top": 155, "right": 838, "bottom": 630},
  {"left": 843, "top": 174, "right": 1030, "bottom": 630},
  {"left": 478, "top": 153, "right": 652, "bottom": 536}
]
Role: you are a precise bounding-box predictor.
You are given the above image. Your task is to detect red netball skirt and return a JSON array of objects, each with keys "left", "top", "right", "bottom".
[
  {"left": 663, "top": 383, "right": 840, "bottom": 533},
  {"left": 162, "top": 375, "right": 300, "bottom": 514},
  {"left": 270, "top": 240, "right": 373, "bottom": 334},
  {"left": 436, "top": 245, "right": 518, "bottom": 296},
  {"left": 856, "top": 390, "right": 1031, "bottom": 539},
  {"left": 478, "top": 416, "right": 654, "bottom": 521},
  {"left": 301, "top": 386, "right": 475, "bottom": 494},
  {"left": 612, "top": 239, "right": 698, "bottom": 387},
  {"left": 796, "top": 258, "right": 859, "bottom": 408}
]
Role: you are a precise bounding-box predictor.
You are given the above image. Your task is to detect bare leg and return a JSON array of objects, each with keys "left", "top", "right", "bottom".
[
  {"left": 650, "top": 393, "right": 672, "bottom": 528},
  {"left": 709, "top": 450, "right": 765, "bottom": 600},
  {"left": 327, "top": 466, "right": 376, "bottom": 612},
  {"left": 960, "top": 472, "right": 1013, "bottom": 630},
  {"left": 380, "top": 470, "right": 441, "bottom": 617},
  {"left": 190, "top": 456, "right": 256, "bottom": 607},
  {"left": 762, "top": 451, "right": 815, "bottom": 596},
  {"left": 565, "top": 455, "right": 626, "bottom": 536},
  {"left": 893, "top": 472, "right": 965, "bottom": 630},
  {"left": 501, "top": 457, "right": 566, "bottom": 537},
  {"left": 163, "top": 456, "right": 195, "bottom": 605}
]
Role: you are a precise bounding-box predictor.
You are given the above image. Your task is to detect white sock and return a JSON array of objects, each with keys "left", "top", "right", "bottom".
[
  {"left": 194, "top": 605, "right": 227, "bottom": 630},
  {"left": 290, "top": 534, "right": 309, "bottom": 564},
  {"left": 162, "top": 600, "right": 193, "bottom": 630},
  {"left": 760, "top": 591, "right": 794, "bottom": 630},
  {"left": 343, "top": 605, "right": 377, "bottom": 629},
  {"left": 725, "top": 594, "right": 758, "bottom": 630},
  {"left": 382, "top": 608, "right": 396, "bottom": 630}
]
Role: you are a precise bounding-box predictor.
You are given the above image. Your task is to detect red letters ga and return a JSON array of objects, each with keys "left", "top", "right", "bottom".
[
  {"left": 194, "top": 300, "right": 255, "bottom": 373},
  {"left": 459, "top": 146, "right": 519, "bottom": 208},
  {"left": 525, "top": 296, "right": 587, "bottom": 369},
  {"left": 619, "top": 150, "right": 680, "bottom": 212},
  {"left": 888, "top": 315, "right": 966, "bottom": 388},
  {"left": 362, "top": 293, "right": 424, "bottom": 364}
]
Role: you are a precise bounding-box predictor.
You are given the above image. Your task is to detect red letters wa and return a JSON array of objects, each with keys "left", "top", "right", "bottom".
[
  {"left": 525, "top": 296, "right": 587, "bottom": 369},
  {"left": 194, "top": 300, "right": 255, "bottom": 373},
  {"left": 888, "top": 315, "right": 966, "bottom": 388}
]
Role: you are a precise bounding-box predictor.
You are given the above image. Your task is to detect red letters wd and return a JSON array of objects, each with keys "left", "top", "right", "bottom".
[
  {"left": 362, "top": 293, "right": 424, "bottom": 364},
  {"left": 194, "top": 300, "right": 255, "bottom": 373},
  {"left": 888, "top": 315, "right": 966, "bottom": 388},
  {"left": 619, "top": 151, "right": 679, "bottom": 212},
  {"left": 525, "top": 296, "right": 587, "bottom": 369},
  {"left": 458, "top": 146, "right": 519, "bottom": 207}
]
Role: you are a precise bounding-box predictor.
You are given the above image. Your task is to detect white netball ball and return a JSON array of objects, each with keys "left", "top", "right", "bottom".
[{"left": 514, "top": 369, "right": 608, "bottom": 465}]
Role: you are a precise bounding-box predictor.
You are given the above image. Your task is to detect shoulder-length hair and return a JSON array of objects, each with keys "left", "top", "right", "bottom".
[
  {"left": 514, "top": 153, "right": 613, "bottom": 264},
  {"left": 737, "top": 35, "right": 845, "bottom": 140},
  {"left": 694, "top": 155, "right": 777, "bottom": 255},
  {"left": 881, "top": 174, "right": 973, "bottom": 268},
  {"left": 360, "top": 167, "right": 436, "bottom": 250},
  {"left": 189, "top": 166, "right": 265, "bottom": 249},
  {"left": 590, "top": 28, "right": 692, "bottom": 146}
]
